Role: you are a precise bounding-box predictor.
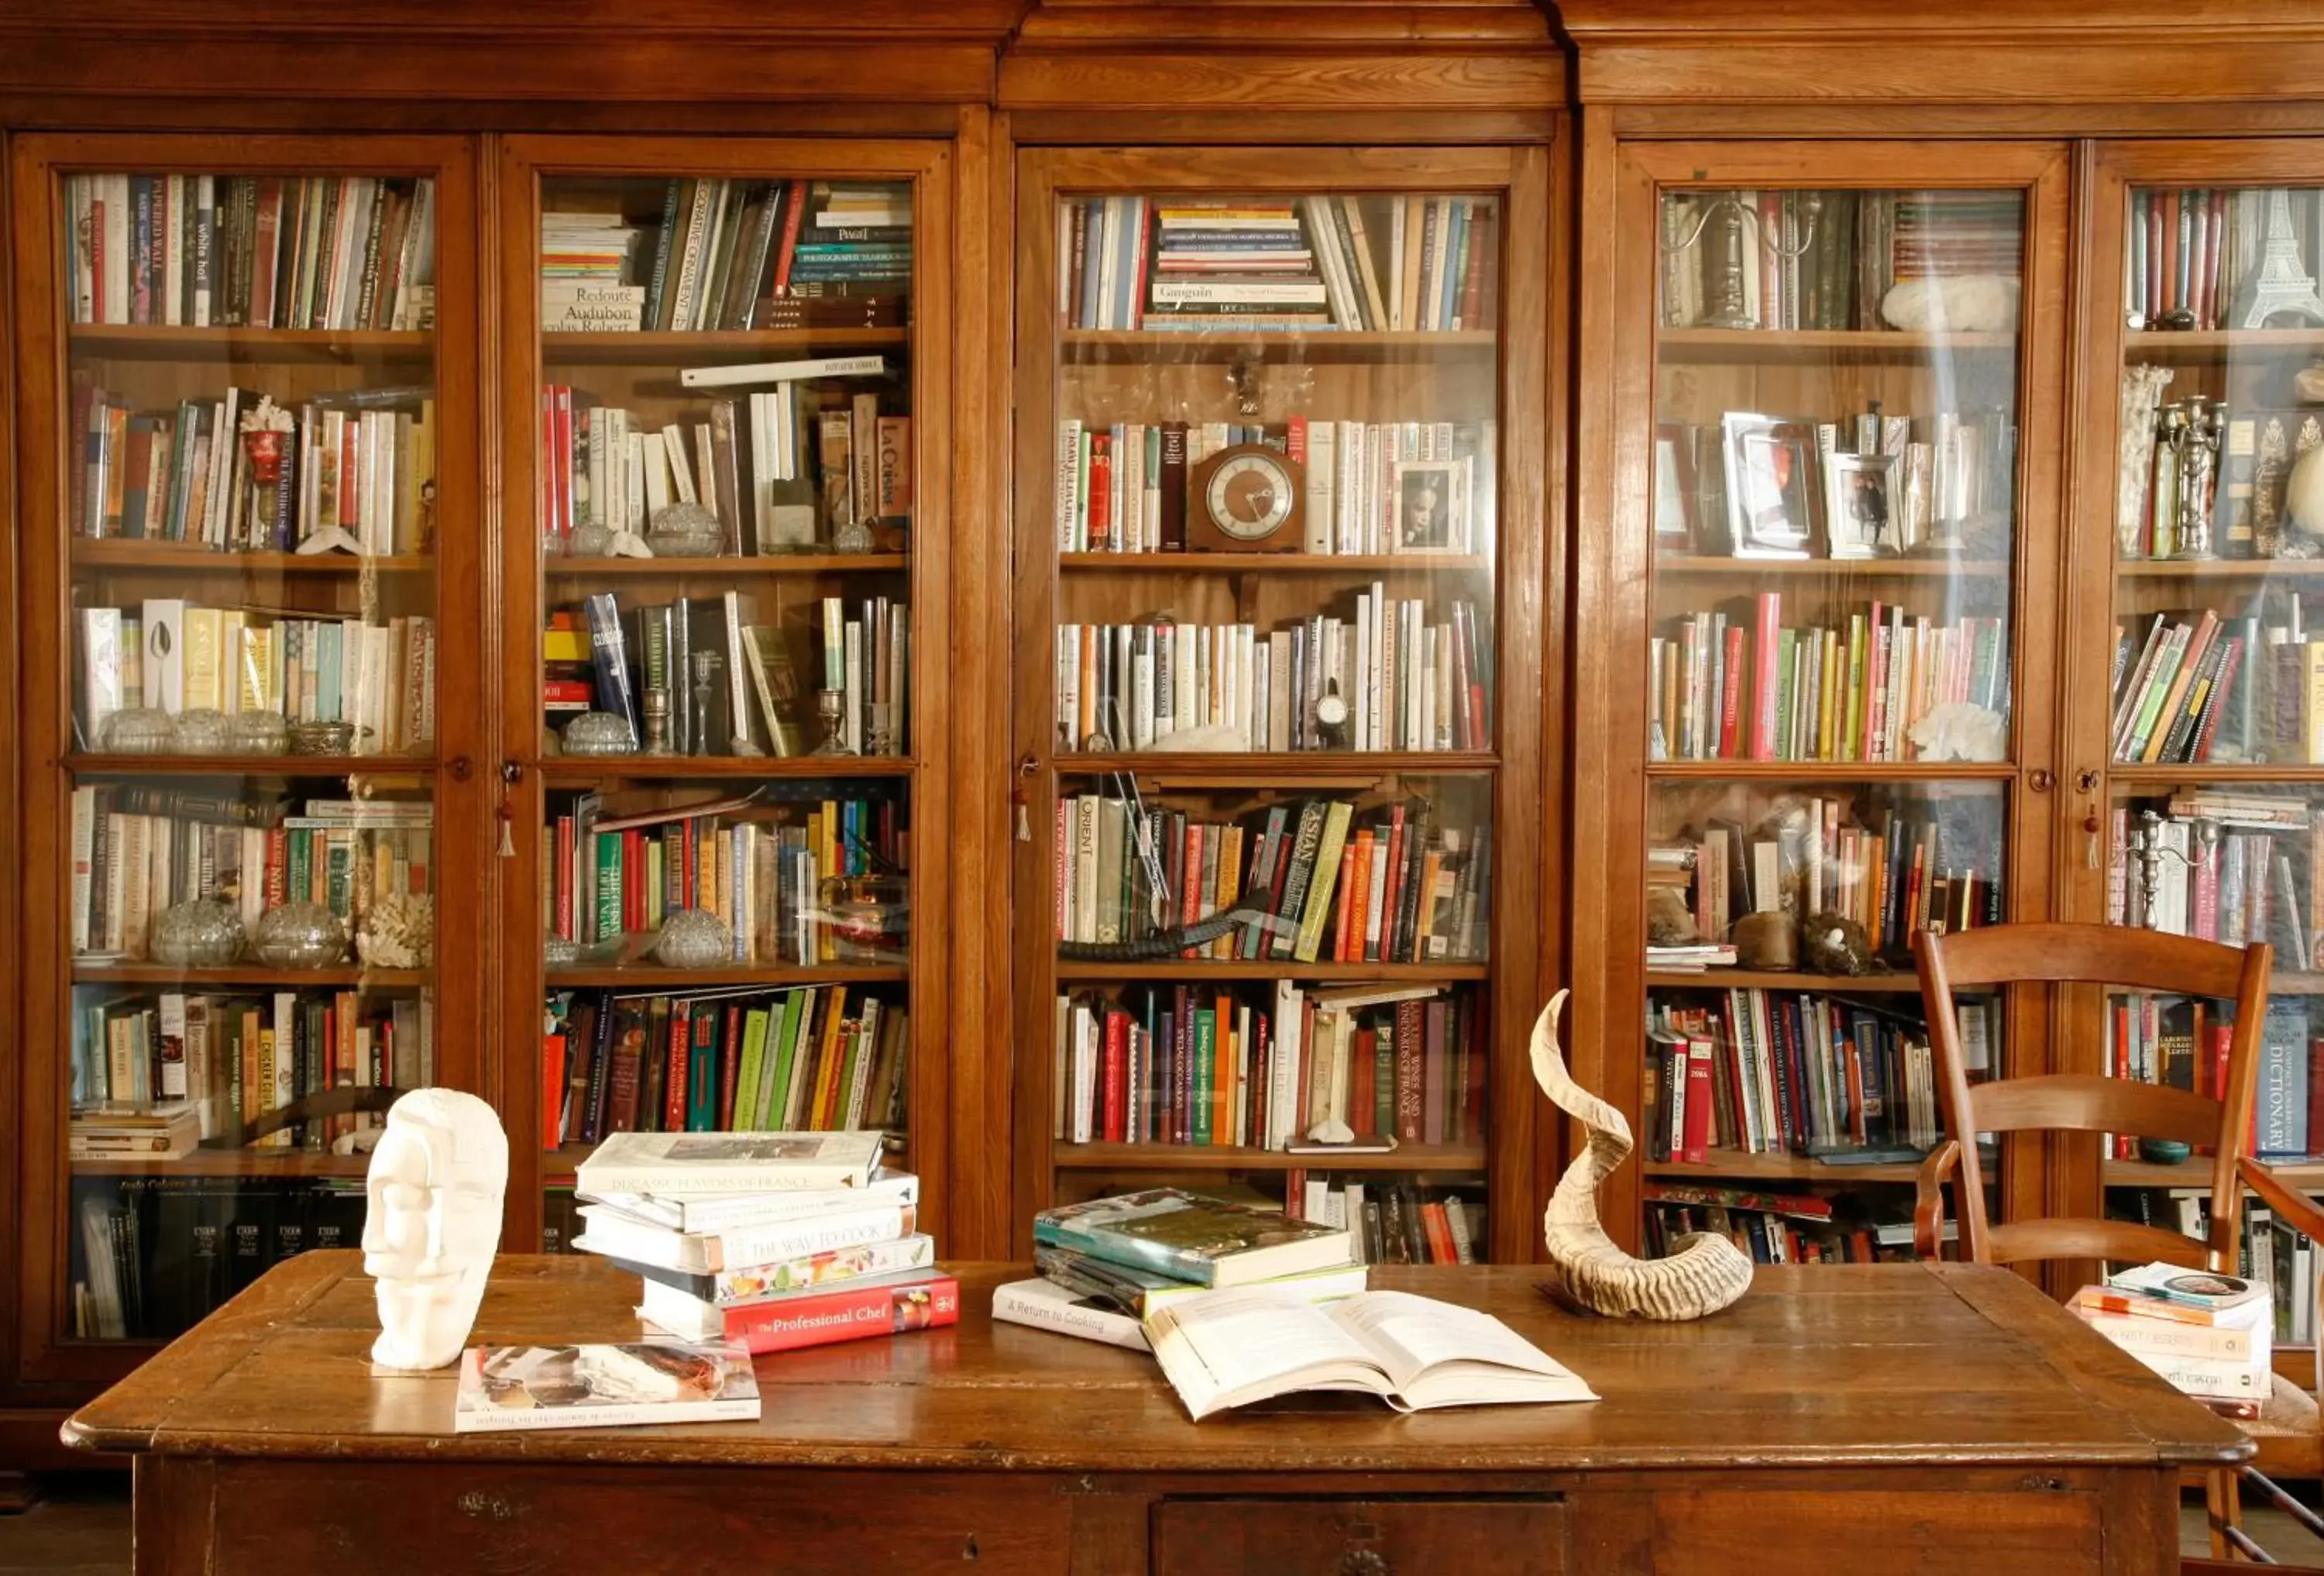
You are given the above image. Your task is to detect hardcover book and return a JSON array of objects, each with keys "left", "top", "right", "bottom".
[
  {"left": 641, "top": 1270, "right": 959, "bottom": 1354},
  {"left": 992, "top": 1276, "right": 1150, "bottom": 1351},
  {"left": 573, "top": 1128, "right": 882, "bottom": 1198},
  {"left": 452, "top": 1340, "right": 759, "bottom": 1432},
  {"left": 1033, "top": 1188, "right": 1353, "bottom": 1289}
]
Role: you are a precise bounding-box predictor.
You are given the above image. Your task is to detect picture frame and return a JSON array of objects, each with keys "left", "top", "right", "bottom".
[
  {"left": 1720, "top": 413, "right": 1817, "bottom": 559},
  {"left": 1391, "top": 459, "right": 1465, "bottom": 552},
  {"left": 1823, "top": 450, "right": 1899, "bottom": 559},
  {"left": 1653, "top": 421, "right": 1699, "bottom": 551}
]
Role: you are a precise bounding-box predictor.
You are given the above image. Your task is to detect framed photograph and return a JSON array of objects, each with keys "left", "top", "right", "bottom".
[
  {"left": 1720, "top": 413, "right": 1817, "bottom": 559},
  {"left": 1392, "top": 459, "right": 1465, "bottom": 551},
  {"left": 1823, "top": 450, "right": 1898, "bottom": 559},
  {"left": 1653, "top": 422, "right": 1699, "bottom": 550}
]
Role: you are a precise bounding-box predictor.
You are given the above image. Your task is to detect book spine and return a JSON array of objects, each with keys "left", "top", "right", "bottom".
[{"left": 718, "top": 1275, "right": 960, "bottom": 1354}]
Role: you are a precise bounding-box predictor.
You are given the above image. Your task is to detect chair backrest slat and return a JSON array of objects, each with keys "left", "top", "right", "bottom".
[{"left": 1914, "top": 924, "right": 2272, "bottom": 1271}]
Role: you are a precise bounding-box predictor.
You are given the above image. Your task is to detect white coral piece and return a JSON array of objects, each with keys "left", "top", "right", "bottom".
[
  {"left": 357, "top": 891, "right": 435, "bottom": 969},
  {"left": 1907, "top": 700, "right": 2007, "bottom": 762}
]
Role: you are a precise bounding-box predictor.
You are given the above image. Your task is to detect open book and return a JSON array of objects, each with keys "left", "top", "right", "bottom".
[{"left": 1144, "top": 1286, "right": 1598, "bottom": 1419}]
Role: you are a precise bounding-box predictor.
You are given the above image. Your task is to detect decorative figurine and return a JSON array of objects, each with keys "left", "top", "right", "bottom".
[
  {"left": 810, "top": 688, "right": 855, "bottom": 756},
  {"left": 641, "top": 687, "right": 675, "bottom": 756},
  {"left": 2236, "top": 189, "right": 2324, "bottom": 330},
  {"left": 1531, "top": 993, "right": 1752, "bottom": 1320},
  {"left": 362, "top": 1089, "right": 508, "bottom": 1371},
  {"left": 689, "top": 649, "right": 722, "bottom": 757}
]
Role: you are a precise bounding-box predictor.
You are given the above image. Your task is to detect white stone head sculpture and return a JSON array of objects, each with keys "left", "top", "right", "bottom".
[{"left": 362, "top": 1088, "right": 508, "bottom": 1370}]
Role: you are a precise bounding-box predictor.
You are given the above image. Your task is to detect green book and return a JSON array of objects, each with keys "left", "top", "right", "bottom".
[
  {"left": 1191, "top": 1009, "right": 1215, "bottom": 1146},
  {"left": 1843, "top": 614, "right": 1867, "bottom": 762},
  {"left": 686, "top": 1003, "right": 719, "bottom": 1131},
  {"left": 286, "top": 828, "right": 312, "bottom": 905},
  {"left": 768, "top": 986, "right": 810, "bottom": 1130},
  {"left": 1031, "top": 1187, "right": 1355, "bottom": 1289},
  {"left": 1772, "top": 628, "right": 1796, "bottom": 759},
  {"left": 733, "top": 1006, "right": 772, "bottom": 1129},
  {"left": 1373, "top": 1022, "right": 1394, "bottom": 1137},
  {"left": 593, "top": 833, "right": 624, "bottom": 944}
]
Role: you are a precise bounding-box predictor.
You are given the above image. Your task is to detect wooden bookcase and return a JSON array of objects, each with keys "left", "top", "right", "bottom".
[{"left": 1007, "top": 146, "right": 1551, "bottom": 1265}]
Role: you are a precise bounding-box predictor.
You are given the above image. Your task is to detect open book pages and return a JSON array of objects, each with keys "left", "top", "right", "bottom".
[{"left": 1144, "top": 1287, "right": 1598, "bottom": 1420}]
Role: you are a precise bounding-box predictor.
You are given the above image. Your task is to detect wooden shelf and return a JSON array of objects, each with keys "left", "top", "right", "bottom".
[
  {"left": 1645, "top": 1152, "right": 1923, "bottom": 1184},
  {"left": 1646, "top": 969, "right": 1922, "bottom": 992},
  {"left": 2116, "top": 557, "right": 2324, "bottom": 580},
  {"left": 72, "top": 543, "right": 432, "bottom": 576},
  {"left": 1646, "top": 760, "right": 2014, "bottom": 781},
  {"left": 545, "top": 553, "right": 906, "bottom": 579},
  {"left": 1061, "top": 751, "right": 1496, "bottom": 777},
  {"left": 536, "top": 755, "right": 913, "bottom": 782},
  {"left": 1658, "top": 327, "right": 2015, "bottom": 356},
  {"left": 66, "top": 752, "right": 435, "bottom": 777},
  {"left": 71, "top": 963, "right": 427, "bottom": 988},
  {"left": 1054, "top": 959, "right": 1487, "bottom": 983},
  {"left": 2107, "top": 762, "right": 2324, "bottom": 783},
  {"left": 1054, "top": 1141, "right": 1486, "bottom": 1173},
  {"left": 2124, "top": 328, "right": 2324, "bottom": 357},
  {"left": 539, "top": 327, "right": 908, "bottom": 363},
  {"left": 2105, "top": 1158, "right": 2324, "bottom": 1187},
  {"left": 546, "top": 963, "right": 906, "bottom": 988},
  {"left": 70, "top": 324, "right": 431, "bottom": 361},
  {"left": 70, "top": 1150, "right": 372, "bottom": 1179},
  {"left": 1061, "top": 329, "right": 1496, "bottom": 363},
  {"left": 1059, "top": 552, "right": 1490, "bottom": 575},
  {"left": 1656, "top": 556, "right": 2007, "bottom": 580}
]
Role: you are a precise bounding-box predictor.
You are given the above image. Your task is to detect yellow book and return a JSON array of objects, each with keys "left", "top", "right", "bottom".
[
  {"left": 181, "top": 607, "right": 223, "bottom": 711},
  {"left": 811, "top": 987, "right": 851, "bottom": 1128},
  {"left": 238, "top": 624, "right": 277, "bottom": 713},
  {"left": 2305, "top": 642, "right": 2324, "bottom": 765},
  {"left": 1210, "top": 824, "right": 1243, "bottom": 961},
  {"left": 1293, "top": 801, "right": 1355, "bottom": 963}
]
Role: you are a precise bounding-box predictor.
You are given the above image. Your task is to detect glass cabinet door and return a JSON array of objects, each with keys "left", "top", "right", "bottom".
[
  {"left": 2082, "top": 143, "right": 2324, "bottom": 1319},
  {"left": 13, "top": 136, "right": 480, "bottom": 1372},
  {"left": 1583, "top": 143, "right": 2071, "bottom": 1261},
  {"left": 1012, "top": 148, "right": 1549, "bottom": 1264},
  {"left": 500, "top": 140, "right": 950, "bottom": 1252}
]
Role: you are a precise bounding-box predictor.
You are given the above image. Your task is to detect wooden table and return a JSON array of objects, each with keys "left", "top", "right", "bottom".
[{"left": 67, "top": 1254, "right": 2247, "bottom": 1575}]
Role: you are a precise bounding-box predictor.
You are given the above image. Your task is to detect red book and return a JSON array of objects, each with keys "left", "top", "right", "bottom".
[
  {"left": 1102, "top": 1008, "right": 1129, "bottom": 1143},
  {"left": 1749, "top": 590, "right": 1781, "bottom": 759},
  {"left": 1394, "top": 1000, "right": 1425, "bottom": 1142},
  {"left": 1332, "top": 843, "right": 1359, "bottom": 962},
  {"left": 1378, "top": 807, "right": 1408, "bottom": 962},
  {"left": 1683, "top": 1035, "right": 1714, "bottom": 1164},
  {"left": 623, "top": 828, "right": 645, "bottom": 932},
  {"left": 663, "top": 1001, "right": 692, "bottom": 1133},
  {"left": 769, "top": 178, "right": 807, "bottom": 298},
  {"left": 1421, "top": 1200, "right": 1457, "bottom": 1264},
  {"left": 708, "top": 1274, "right": 961, "bottom": 1355},
  {"left": 1350, "top": 1027, "right": 1377, "bottom": 1140},
  {"left": 1087, "top": 432, "right": 1112, "bottom": 551},
  {"left": 542, "top": 1032, "right": 567, "bottom": 1149},
  {"left": 717, "top": 1005, "right": 744, "bottom": 1130},
  {"left": 553, "top": 814, "right": 575, "bottom": 941},
  {"left": 2308, "top": 1037, "right": 2324, "bottom": 1171},
  {"left": 1717, "top": 625, "right": 1746, "bottom": 759}
]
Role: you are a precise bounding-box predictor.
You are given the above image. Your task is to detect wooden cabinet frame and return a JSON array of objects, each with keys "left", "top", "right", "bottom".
[
  {"left": 1569, "top": 138, "right": 2075, "bottom": 1251},
  {"left": 1006, "top": 145, "right": 1553, "bottom": 1263},
  {"left": 491, "top": 135, "right": 958, "bottom": 1253},
  {"left": 8, "top": 131, "right": 490, "bottom": 1387}
]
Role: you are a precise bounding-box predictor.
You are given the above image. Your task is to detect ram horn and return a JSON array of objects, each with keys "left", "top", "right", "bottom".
[{"left": 1531, "top": 991, "right": 1753, "bottom": 1321}]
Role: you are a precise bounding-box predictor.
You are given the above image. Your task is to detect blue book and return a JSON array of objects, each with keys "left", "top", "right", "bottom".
[
  {"left": 583, "top": 591, "right": 641, "bottom": 742},
  {"left": 1439, "top": 198, "right": 1468, "bottom": 330},
  {"left": 2257, "top": 1001, "right": 2312, "bottom": 1157}
]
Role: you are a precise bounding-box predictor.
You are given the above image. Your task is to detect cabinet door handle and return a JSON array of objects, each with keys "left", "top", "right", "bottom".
[
  {"left": 2076, "top": 768, "right": 2101, "bottom": 794},
  {"left": 447, "top": 755, "right": 473, "bottom": 782},
  {"left": 2027, "top": 768, "right": 2054, "bottom": 793}
]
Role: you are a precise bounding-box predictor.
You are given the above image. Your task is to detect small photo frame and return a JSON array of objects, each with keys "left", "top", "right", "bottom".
[
  {"left": 1392, "top": 459, "right": 1464, "bottom": 551},
  {"left": 1653, "top": 422, "right": 1699, "bottom": 550},
  {"left": 1721, "top": 413, "right": 1817, "bottom": 560},
  {"left": 1824, "top": 450, "right": 1898, "bottom": 560}
]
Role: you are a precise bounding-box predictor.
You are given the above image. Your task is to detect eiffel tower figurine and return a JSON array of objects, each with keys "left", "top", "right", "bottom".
[{"left": 2236, "top": 188, "right": 2324, "bottom": 329}]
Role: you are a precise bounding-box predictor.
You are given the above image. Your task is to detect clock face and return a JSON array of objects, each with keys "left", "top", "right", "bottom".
[{"left": 1205, "top": 452, "right": 1296, "bottom": 540}]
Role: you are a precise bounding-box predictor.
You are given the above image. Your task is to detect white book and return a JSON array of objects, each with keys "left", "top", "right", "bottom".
[
  {"left": 103, "top": 174, "right": 130, "bottom": 324},
  {"left": 1145, "top": 1288, "right": 1597, "bottom": 1420},
  {"left": 69, "top": 786, "right": 98, "bottom": 951},
  {"left": 1056, "top": 419, "right": 1084, "bottom": 550},
  {"left": 662, "top": 426, "right": 698, "bottom": 505},
  {"left": 992, "top": 1277, "right": 1150, "bottom": 1351},
  {"left": 573, "top": 1129, "right": 882, "bottom": 1199},
  {"left": 1149, "top": 278, "right": 1329, "bottom": 306},
  {"left": 679, "top": 354, "right": 886, "bottom": 391},
  {"left": 79, "top": 608, "right": 124, "bottom": 745},
  {"left": 162, "top": 174, "right": 185, "bottom": 326},
  {"left": 454, "top": 1342, "right": 759, "bottom": 1433},
  {"left": 1071, "top": 1000, "right": 1098, "bottom": 1142}
]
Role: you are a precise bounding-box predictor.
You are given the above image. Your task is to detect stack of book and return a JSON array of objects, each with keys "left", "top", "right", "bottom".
[
  {"left": 65, "top": 174, "right": 436, "bottom": 331},
  {"left": 70, "top": 1099, "right": 199, "bottom": 1162},
  {"left": 543, "top": 984, "right": 908, "bottom": 1147},
  {"left": 2070, "top": 1261, "right": 2273, "bottom": 1419},
  {"left": 992, "top": 1187, "right": 1365, "bottom": 1350},
  {"left": 786, "top": 184, "right": 911, "bottom": 302},
  {"left": 77, "top": 601, "right": 437, "bottom": 753},
  {"left": 71, "top": 380, "right": 435, "bottom": 554},
  {"left": 540, "top": 208, "right": 644, "bottom": 331},
  {"left": 572, "top": 1129, "right": 952, "bottom": 1355},
  {"left": 1652, "top": 594, "right": 2009, "bottom": 764},
  {"left": 2104, "top": 992, "right": 2314, "bottom": 1161},
  {"left": 1057, "top": 596, "right": 1489, "bottom": 755},
  {"left": 2107, "top": 792, "right": 2322, "bottom": 955},
  {"left": 1146, "top": 200, "right": 1325, "bottom": 332},
  {"left": 1054, "top": 793, "right": 1488, "bottom": 964},
  {"left": 1054, "top": 415, "right": 1493, "bottom": 556},
  {"left": 1054, "top": 981, "right": 1485, "bottom": 1150}
]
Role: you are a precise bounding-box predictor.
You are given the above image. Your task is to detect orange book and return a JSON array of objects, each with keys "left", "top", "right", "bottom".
[
  {"left": 810, "top": 990, "right": 850, "bottom": 1129},
  {"left": 1214, "top": 993, "right": 1233, "bottom": 1144},
  {"left": 542, "top": 1032, "right": 568, "bottom": 1149},
  {"left": 1421, "top": 1199, "right": 1457, "bottom": 1264},
  {"left": 1345, "top": 831, "right": 1374, "bottom": 965},
  {"left": 1332, "top": 844, "right": 1359, "bottom": 962}
]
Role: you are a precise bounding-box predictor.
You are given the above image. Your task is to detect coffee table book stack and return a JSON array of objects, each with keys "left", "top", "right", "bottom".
[
  {"left": 570, "top": 1128, "right": 954, "bottom": 1354},
  {"left": 2068, "top": 1260, "right": 2275, "bottom": 1421}
]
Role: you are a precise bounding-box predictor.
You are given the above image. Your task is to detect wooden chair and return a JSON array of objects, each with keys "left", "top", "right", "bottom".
[{"left": 1913, "top": 922, "right": 2324, "bottom": 1565}]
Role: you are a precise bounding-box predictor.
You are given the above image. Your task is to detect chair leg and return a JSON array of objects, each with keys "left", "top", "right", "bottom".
[
  {"left": 2209, "top": 1468, "right": 2233, "bottom": 1561},
  {"left": 2241, "top": 1465, "right": 2324, "bottom": 1550}
]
